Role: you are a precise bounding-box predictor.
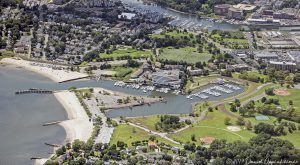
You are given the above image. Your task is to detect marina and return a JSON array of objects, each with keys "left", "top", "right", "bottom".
[{"left": 121, "top": 0, "right": 241, "bottom": 31}]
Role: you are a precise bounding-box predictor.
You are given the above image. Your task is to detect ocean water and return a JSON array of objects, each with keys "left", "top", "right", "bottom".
[{"left": 0, "top": 65, "right": 67, "bottom": 165}]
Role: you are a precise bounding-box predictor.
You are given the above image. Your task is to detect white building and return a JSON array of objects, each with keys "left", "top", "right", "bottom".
[{"left": 269, "top": 61, "right": 296, "bottom": 72}]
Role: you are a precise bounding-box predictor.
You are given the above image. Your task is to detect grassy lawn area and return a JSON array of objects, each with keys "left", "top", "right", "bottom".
[
  {"left": 129, "top": 116, "right": 161, "bottom": 131},
  {"left": 185, "top": 76, "right": 219, "bottom": 93},
  {"left": 210, "top": 32, "right": 249, "bottom": 49},
  {"left": 110, "top": 124, "right": 181, "bottom": 148},
  {"left": 159, "top": 47, "right": 212, "bottom": 64},
  {"left": 100, "top": 48, "right": 152, "bottom": 60},
  {"left": 168, "top": 110, "right": 255, "bottom": 144},
  {"left": 108, "top": 66, "right": 136, "bottom": 79},
  {"left": 267, "top": 88, "right": 300, "bottom": 112}
]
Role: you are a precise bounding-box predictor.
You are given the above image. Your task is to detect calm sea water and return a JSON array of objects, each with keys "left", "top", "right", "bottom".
[{"left": 0, "top": 65, "right": 67, "bottom": 165}]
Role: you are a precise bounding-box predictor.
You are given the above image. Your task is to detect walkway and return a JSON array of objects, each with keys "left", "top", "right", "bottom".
[{"left": 128, "top": 122, "right": 180, "bottom": 145}]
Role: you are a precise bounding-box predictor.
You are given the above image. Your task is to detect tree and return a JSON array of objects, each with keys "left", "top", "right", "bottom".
[
  {"left": 191, "top": 134, "right": 196, "bottom": 141},
  {"left": 265, "top": 88, "right": 274, "bottom": 96},
  {"left": 236, "top": 116, "right": 245, "bottom": 126},
  {"left": 246, "top": 120, "right": 252, "bottom": 130},
  {"left": 224, "top": 117, "right": 231, "bottom": 125},
  {"left": 72, "top": 139, "right": 83, "bottom": 152},
  {"left": 230, "top": 104, "right": 237, "bottom": 112}
]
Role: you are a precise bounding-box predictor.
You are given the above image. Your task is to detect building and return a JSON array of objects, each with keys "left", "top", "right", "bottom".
[
  {"left": 273, "top": 12, "right": 296, "bottom": 19},
  {"left": 227, "top": 64, "right": 249, "bottom": 72},
  {"left": 254, "top": 52, "right": 278, "bottom": 61},
  {"left": 188, "top": 69, "right": 203, "bottom": 76},
  {"left": 214, "top": 4, "right": 231, "bottom": 15},
  {"left": 269, "top": 61, "right": 296, "bottom": 72},
  {"left": 287, "top": 51, "right": 300, "bottom": 69},
  {"left": 233, "top": 3, "right": 257, "bottom": 13},
  {"left": 228, "top": 7, "right": 244, "bottom": 20},
  {"left": 152, "top": 70, "right": 181, "bottom": 89}
]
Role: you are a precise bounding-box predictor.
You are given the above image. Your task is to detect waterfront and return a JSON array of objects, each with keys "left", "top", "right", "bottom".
[
  {"left": 121, "top": 0, "right": 242, "bottom": 31},
  {"left": 0, "top": 64, "right": 244, "bottom": 163}
]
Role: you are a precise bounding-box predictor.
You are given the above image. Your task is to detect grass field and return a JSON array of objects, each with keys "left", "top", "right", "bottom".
[
  {"left": 185, "top": 76, "right": 219, "bottom": 93},
  {"left": 168, "top": 108, "right": 300, "bottom": 147},
  {"left": 129, "top": 116, "right": 161, "bottom": 131},
  {"left": 267, "top": 88, "right": 300, "bottom": 112},
  {"left": 109, "top": 66, "right": 135, "bottom": 78},
  {"left": 168, "top": 110, "right": 254, "bottom": 144},
  {"left": 211, "top": 33, "right": 249, "bottom": 49},
  {"left": 158, "top": 47, "right": 212, "bottom": 64},
  {"left": 100, "top": 48, "right": 152, "bottom": 60},
  {"left": 110, "top": 124, "right": 181, "bottom": 148}
]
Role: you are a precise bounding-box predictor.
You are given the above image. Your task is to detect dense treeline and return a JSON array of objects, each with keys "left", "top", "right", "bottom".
[{"left": 185, "top": 134, "right": 300, "bottom": 164}]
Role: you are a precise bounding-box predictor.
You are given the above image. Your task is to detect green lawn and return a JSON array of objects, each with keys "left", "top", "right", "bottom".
[
  {"left": 267, "top": 88, "right": 300, "bottom": 112},
  {"left": 100, "top": 48, "right": 152, "bottom": 60},
  {"left": 159, "top": 47, "right": 212, "bottom": 64},
  {"left": 109, "top": 66, "right": 135, "bottom": 78},
  {"left": 129, "top": 116, "right": 161, "bottom": 131},
  {"left": 168, "top": 110, "right": 255, "bottom": 144},
  {"left": 185, "top": 76, "right": 219, "bottom": 93},
  {"left": 110, "top": 124, "right": 181, "bottom": 148}
]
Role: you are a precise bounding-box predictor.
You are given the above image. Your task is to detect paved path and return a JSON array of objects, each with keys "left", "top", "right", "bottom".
[{"left": 128, "top": 123, "right": 180, "bottom": 145}]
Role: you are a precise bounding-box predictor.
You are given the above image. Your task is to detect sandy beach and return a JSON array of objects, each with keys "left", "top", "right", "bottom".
[
  {"left": 1, "top": 58, "right": 89, "bottom": 83},
  {"left": 35, "top": 91, "right": 93, "bottom": 165}
]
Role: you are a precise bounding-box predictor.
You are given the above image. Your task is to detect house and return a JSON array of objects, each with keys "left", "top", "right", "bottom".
[{"left": 188, "top": 68, "right": 203, "bottom": 76}]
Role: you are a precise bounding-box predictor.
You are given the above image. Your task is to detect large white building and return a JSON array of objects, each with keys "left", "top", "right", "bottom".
[{"left": 152, "top": 70, "right": 181, "bottom": 89}]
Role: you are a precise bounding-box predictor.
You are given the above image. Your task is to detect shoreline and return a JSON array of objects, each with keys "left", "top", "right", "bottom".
[
  {"left": 35, "top": 91, "right": 94, "bottom": 165},
  {"left": 1, "top": 58, "right": 89, "bottom": 83}
]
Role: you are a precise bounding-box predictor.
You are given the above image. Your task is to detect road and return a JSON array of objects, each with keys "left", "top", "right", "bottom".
[{"left": 85, "top": 98, "right": 114, "bottom": 144}]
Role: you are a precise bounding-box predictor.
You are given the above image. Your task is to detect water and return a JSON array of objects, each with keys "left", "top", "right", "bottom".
[
  {"left": 0, "top": 64, "right": 244, "bottom": 163},
  {"left": 121, "top": 0, "right": 242, "bottom": 31}
]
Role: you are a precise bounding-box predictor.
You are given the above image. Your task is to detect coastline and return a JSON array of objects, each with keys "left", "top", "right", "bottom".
[
  {"left": 35, "top": 91, "right": 93, "bottom": 165},
  {"left": 1, "top": 58, "right": 89, "bottom": 83}
]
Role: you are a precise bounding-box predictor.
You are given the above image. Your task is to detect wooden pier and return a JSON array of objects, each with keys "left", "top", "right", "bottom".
[{"left": 15, "top": 89, "right": 53, "bottom": 95}]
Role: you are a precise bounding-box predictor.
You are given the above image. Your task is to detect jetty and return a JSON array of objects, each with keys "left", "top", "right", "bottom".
[
  {"left": 45, "top": 143, "right": 61, "bottom": 147},
  {"left": 43, "top": 121, "right": 62, "bottom": 126},
  {"left": 15, "top": 89, "right": 53, "bottom": 95}
]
